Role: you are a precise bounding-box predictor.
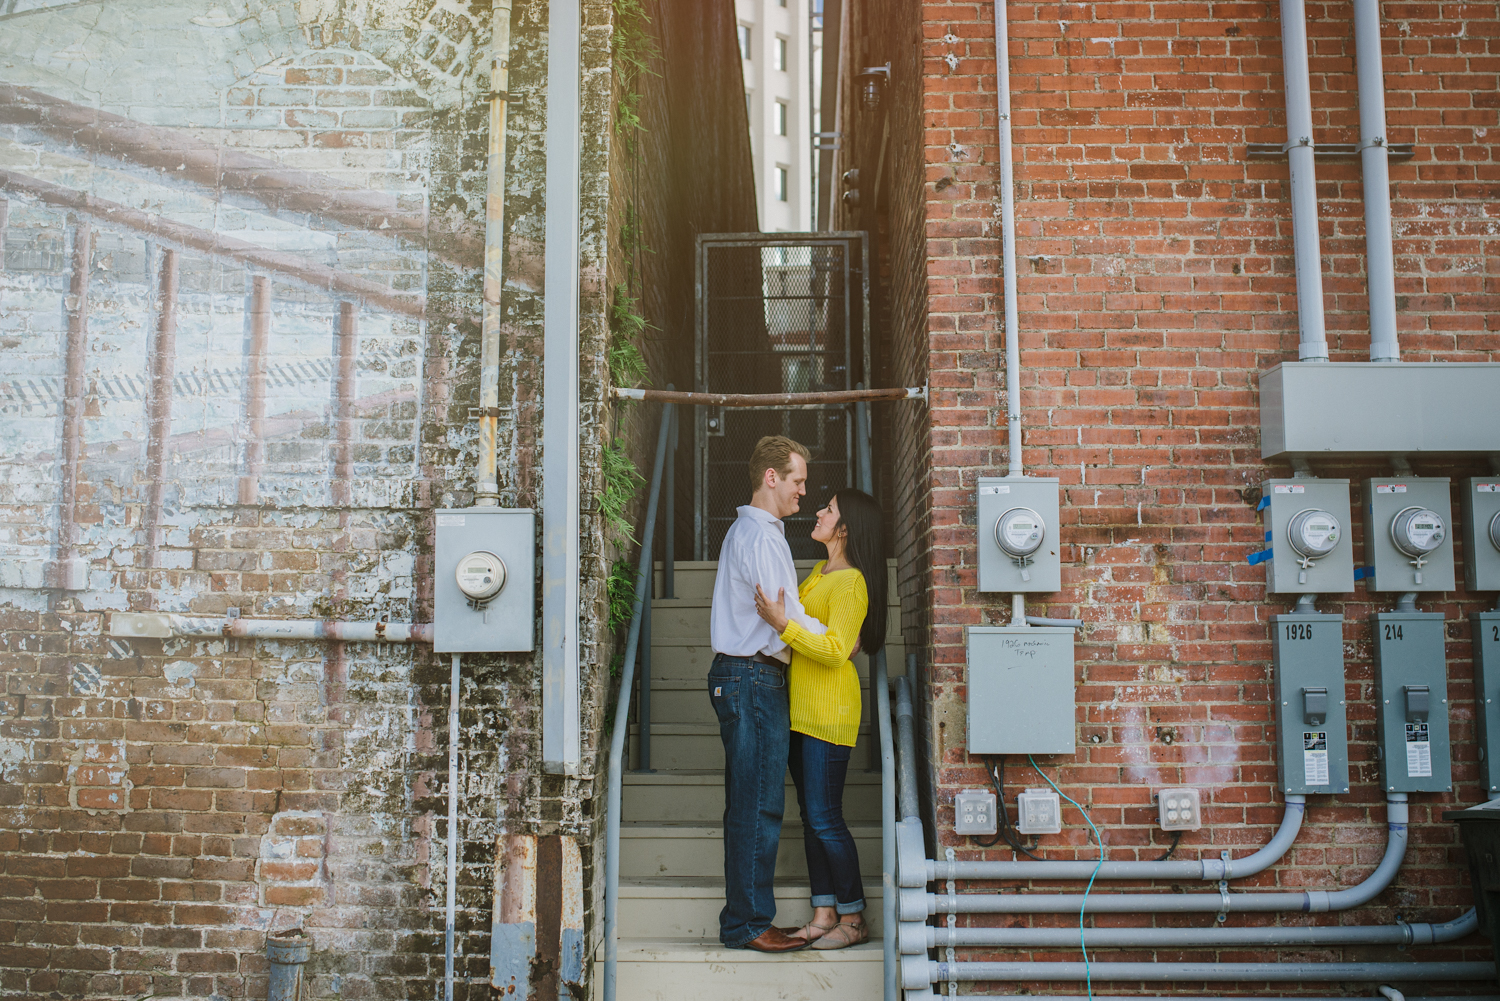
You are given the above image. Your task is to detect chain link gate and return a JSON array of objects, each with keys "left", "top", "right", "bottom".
[{"left": 693, "top": 232, "right": 870, "bottom": 560}]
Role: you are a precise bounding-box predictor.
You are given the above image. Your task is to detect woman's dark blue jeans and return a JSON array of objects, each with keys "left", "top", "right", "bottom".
[{"left": 789, "top": 731, "right": 865, "bottom": 915}]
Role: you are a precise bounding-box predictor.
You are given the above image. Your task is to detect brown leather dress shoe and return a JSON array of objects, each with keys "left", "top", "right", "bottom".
[{"left": 741, "top": 927, "right": 809, "bottom": 953}]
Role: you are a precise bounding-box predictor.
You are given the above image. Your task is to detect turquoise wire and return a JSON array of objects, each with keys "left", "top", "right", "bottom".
[{"left": 1028, "top": 754, "right": 1105, "bottom": 1001}]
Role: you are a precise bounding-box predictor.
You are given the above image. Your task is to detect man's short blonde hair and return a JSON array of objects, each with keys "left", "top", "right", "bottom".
[{"left": 748, "top": 435, "right": 811, "bottom": 491}]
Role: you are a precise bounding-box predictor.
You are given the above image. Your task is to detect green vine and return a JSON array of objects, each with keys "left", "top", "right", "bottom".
[
  {"left": 606, "top": 557, "right": 637, "bottom": 631},
  {"left": 612, "top": 0, "right": 660, "bottom": 158},
  {"left": 597, "top": 438, "right": 646, "bottom": 542},
  {"left": 609, "top": 283, "right": 650, "bottom": 387}
]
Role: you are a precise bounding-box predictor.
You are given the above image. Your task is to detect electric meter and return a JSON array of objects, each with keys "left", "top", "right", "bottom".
[
  {"left": 1490, "top": 511, "right": 1500, "bottom": 552},
  {"left": 1391, "top": 507, "right": 1446, "bottom": 559},
  {"left": 1287, "top": 508, "right": 1341, "bottom": 563},
  {"left": 995, "top": 507, "right": 1045, "bottom": 559},
  {"left": 455, "top": 550, "right": 507, "bottom": 603}
]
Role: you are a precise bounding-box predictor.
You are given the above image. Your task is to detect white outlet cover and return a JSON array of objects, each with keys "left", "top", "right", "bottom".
[
  {"left": 1016, "top": 787, "right": 1062, "bottom": 834},
  {"left": 954, "top": 788, "right": 997, "bottom": 835},
  {"left": 1156, "top": 787, "right": 1202, "bottom": 831}
]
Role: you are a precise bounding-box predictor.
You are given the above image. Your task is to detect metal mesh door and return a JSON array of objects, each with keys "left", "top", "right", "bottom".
[{"left": 694, "top": 234, "right": 867, "bottom": 560}]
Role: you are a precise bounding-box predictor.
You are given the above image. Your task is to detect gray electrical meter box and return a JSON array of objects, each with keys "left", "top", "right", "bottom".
[
  {"left": 1372, "top": 610, "right": 1450, "bottom": 793},
  {"left": 434, "top": 507, "right": 536, "bottom": 653},
  {"left": 1463, "top": 478, "right": 1500, "bottom": 593},
  {"left": 1475, "top": 611, "right": 1500, "bottom": 794},
  {"left": 966, "top": 626, "right": 1075, "bottom": 754},
  {"left": 977, "top": 477, "right": 1061, "bottom": 593},
  {"left": 1260, "top": 479, "right": 1354, "bottom": 594},
  {"left": 1362, "top": 477, "right": 1455, "bottom": 592},
  {"left": 1271, "top": 612, "right": 1349, "bottom": 795}
]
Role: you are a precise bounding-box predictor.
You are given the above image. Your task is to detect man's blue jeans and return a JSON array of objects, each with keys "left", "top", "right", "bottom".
[
  {"left": 790, "top": 731, "right": 865, "bottom": 914},
  {"left": 708, "top": 653, "right": 788, "bottom": 948}
]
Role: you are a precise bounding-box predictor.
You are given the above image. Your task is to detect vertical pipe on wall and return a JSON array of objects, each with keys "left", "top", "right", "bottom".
[
  {"left": 0, "top": 197, "right": 8, "bottom": 269},
  {"left": 477, "top": 0, "right": 515, "bottom": 505},
  {"left": 334, "top": 301, "right": 358, "bottom": 506},
  {"left": 142, "top": 249, "right": 179, "bottom": 577},
  {"left": 1279, "top": 0, "right": 1330, "bottom": 361},
  {"left": 1354, "top": 0, "right": 1400, "bottom": 363},
  {"left": 542, "top": 0, "right": 584, "bottom": 774},
  {"left": 445, "top": 653, "right": 461, "bottom": 1001},
  {"left": 238, "top": 276, "right": 271, "bottom": 506},
  {"left": 51, "top": 218, "right": 91, "bottom": 590},
  {"left": 992, "top": 0, "right": 1024, "bottom": 476}
]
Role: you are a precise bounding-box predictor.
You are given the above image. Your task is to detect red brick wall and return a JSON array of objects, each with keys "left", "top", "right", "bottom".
[{"left": 856, "top": 0, "right": 1500, "bottom": 988}]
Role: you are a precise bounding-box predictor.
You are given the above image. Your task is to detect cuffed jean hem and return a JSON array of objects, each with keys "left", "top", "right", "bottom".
[
  {"left": 810, "top": 894, "right": 837, "bottom": 908},
  {"left": 810, "top": 894, "right": 865, "bottom": 914},
  {"left": 836, "top": 899, "right": 866, "bottom": 916}
]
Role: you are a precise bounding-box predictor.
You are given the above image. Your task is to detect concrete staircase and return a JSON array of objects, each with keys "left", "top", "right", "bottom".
[{"left": 599, "top": 560, "right": 904, "bottom": 1001}]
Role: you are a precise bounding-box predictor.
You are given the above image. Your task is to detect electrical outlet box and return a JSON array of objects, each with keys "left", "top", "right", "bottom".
[
  {"left": 954, "top": 788, "right": 997, "bottom": 835},
  {"left": 966, "top": 626, "right": 1076, "bottom": 754},
  {"left": 1156, "top": 787, "right": 1203, "bottom": 831},
  {"left": 434, "top": 508, "right": 536, "bottom": 653},
  {"left": 977, "top": 476, "right": 1061, "bottom": 593},
  {"left": 1474, "top": 611, "right": 1500, "bottom": 794},
  {"left": 1463, "top": 479, "right": 1500, "bottom": 593},
  {"left": 1017, "top": 788, "right": 1063, "bottom": 834},
  {"left": 1373, "top": 610, "right": 1451, "bottom": 793},
  {"left": 1260, "top": 479, "right": 1354, "bottom": 594},
  {"left": 1362, "top": 478, "right": 1456, "bottom": 593},
  {"left": 1271, "top": 612, "right": 1350, "bottom": 795}
]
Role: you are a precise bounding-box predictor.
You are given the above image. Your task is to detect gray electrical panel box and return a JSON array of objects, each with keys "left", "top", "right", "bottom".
[
  {"left": 1362, "top": 477, "right": 1455, "bottom": 593},
  {"left": 1271, "top": 612, "right": 1350, "bottom": 795},
  {"left": 434, "top": 507, "right": 536, "bottom": 653},
  {"left": 977, "top": 477, "right": 1061, "bottom": 593},
  {"left": 1260, "top": 479, "right": 1355, "bottom": 594},
  {"left": 1463, "top": 478, "right": 1500, "bottom": 593},
  {"left": 966, "top": 626, "right": 1075, "bottom": 754},
  {"left": 1372, "top": 610, "right": 1450, "bottom": 793},
  {"left": 1473, "top": 611, "right": 1500, "bottom": 794}
]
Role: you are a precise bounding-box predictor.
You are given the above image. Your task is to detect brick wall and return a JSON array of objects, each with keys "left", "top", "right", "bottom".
[{"left": 851, "top": 0, "right": 1500, "bottom": 990}]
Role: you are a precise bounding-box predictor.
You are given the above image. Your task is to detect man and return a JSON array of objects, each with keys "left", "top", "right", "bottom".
[{"left": 707, "top": 435, "right": 826, "bottom": 952}]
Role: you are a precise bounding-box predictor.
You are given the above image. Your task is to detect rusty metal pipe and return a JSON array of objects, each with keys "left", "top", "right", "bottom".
[
  {"left": 109, "top": 611, "right": 433, "bottom": 643},
  {"left": 610, "top": 386, "right": 926, "bottom": 407},
  {"left": 141, "top": 248, "right": 179, "bottom": 575},
  {"left": 476, "top": 0, "right": 516, "bottom": 506},
  {"left": 50, "top": 219, "right": 90, "bottom": 590},
  {"left": 0, "top": 170, "right": 424, "bottom": 319},
  {"left": 333, "top": 302, "right": 358, "bottom": 506},
  {"left": 237, "top": 276, "right": 271, "bottom": 506}
]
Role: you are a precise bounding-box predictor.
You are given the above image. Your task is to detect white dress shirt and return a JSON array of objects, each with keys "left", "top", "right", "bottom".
[{"left": 711, "top": 505, "right": 826, "bottom": 662}]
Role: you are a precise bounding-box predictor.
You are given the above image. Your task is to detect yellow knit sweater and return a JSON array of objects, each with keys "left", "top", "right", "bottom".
[{"left": 780, "top": 562, "right": 868, "bottom": 747}]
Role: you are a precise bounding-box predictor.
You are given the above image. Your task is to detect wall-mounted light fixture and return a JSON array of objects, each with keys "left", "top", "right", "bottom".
[{"left": 858, "top": 63, "right": 891, "bottom": 112}]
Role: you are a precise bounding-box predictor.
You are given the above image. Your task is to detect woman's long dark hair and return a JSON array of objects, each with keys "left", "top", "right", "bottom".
[{"left": 831, "top": 488, "right": 887, "bottom": 656}]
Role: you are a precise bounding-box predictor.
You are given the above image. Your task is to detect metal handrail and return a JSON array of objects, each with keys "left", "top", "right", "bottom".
[{"left": 603, "top": 402, "right": 674, "bottom": 1001}]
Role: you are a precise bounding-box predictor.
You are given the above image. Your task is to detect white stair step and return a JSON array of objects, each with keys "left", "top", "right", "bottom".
[
  {"left": 595, "top": 938, "right": 882, "bottom": 1001},
  {"left": 649, "top": 558, "right": 902, "bottom": 604},
  {"left": 620, "top": 821, "right": 883, "bottom": 879},
  {"left": 621, "top": 770, "right": 882, "bottom": 823},
  {"left": 629, "top": 725, "right": 878, "bottom": 771},
  {"left": 630, "top": 679, "right": 889, "bottom": 728},
  {"left": 616, "top": 879, "right": 884, "bottom": 940}
]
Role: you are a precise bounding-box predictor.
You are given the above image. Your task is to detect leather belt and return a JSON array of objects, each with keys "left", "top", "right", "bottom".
[{"left": 751, "top": 653, "right": 786, "bottom": 670}]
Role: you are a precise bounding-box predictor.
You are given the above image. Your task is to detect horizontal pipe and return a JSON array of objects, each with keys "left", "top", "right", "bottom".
[
  {"left": 923, "top": 961, "right": 1495, "bottom": 984},
  {"left": 0, "top": 169, "right": 424, "bottom": 319},
  {"left": 610, "top": 386, "right": 925, "bottom": 407},
  {"left": 909, "top": 907, "right": 1478, "bottom": 953},
  {"left": 110, "top": 612, "right": 432, "bottom": 644},
  {"left": 1025, "top": 615, "right": 1084, "bottom": 628},
  {"left": 913, "top": 797, "right": 1404, "bottom": 917},
  {"left": 927, "top": 797, "right": 1305, "bottom": 883}
]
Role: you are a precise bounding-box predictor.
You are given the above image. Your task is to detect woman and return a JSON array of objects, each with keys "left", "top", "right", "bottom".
[{"left": 754, "top": 488, "right": 887, "bottom": 950}]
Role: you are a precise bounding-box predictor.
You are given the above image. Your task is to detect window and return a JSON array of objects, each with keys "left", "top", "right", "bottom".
[
  {"left": 774, "top": 36, "right": 788, "bottom": 71},
  {"left": 775, "top": 166, "right": 788, "bottom": 202},
  {"left": 738, "top": 24, "right": 751, "bottom": 59},
  {"left": 774, "top": 101, "right": 788, "bottom": 136}
]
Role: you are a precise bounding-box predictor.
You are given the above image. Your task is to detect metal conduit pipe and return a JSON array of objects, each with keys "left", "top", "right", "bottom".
[
  {"left": 904, "top": 795, "right": 1407, "bottom": 917},
  {"left": 895, "top": 676, "right": 920, "bottom": 821},
  {"left": 916, "top": 961, "right": 1495, "bottom": 987},
  {"left": 1354, "top": 0, "right": 1400, "bottom": 362},
  {"left": 475, "top": 0, "right": 515, "bottom": 504},
  {"left": 917, "top": 997, "right": 1499, "bottom": 1001},
  {"left": 925, "top": 795, "right": 1304, "bottom": 883},
  {"left": 109, "top": 612, "right": 433, "bottom": 644},
  {"left": 993, "top": 0, "right": 1024, "bottom": 475},
  {"left": 1279, "top": 0, "right": 1331, "bottom": 362},
  {"left": 906, "top": 907, "right": 1478, "bottom": 953}
]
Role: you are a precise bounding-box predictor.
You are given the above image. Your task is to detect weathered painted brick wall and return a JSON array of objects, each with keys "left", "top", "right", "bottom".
[{"left": 855, "top": 0, "right": 1500, "bottom": 990}]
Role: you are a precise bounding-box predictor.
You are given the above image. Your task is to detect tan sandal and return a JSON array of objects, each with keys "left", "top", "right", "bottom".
[
  {"left": 810, "top": 918, "right": 868, "bottom": 950},
  {"left": 787, "top": 919, "right": 837, "bottom": 942}
]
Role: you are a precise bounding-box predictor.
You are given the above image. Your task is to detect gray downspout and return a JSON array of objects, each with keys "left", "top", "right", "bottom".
[
  {"left": 922, "top": 961, "right": 1495, "bottom": 985},
  {"left": 541, "top": 0, "right": 584, "bottom": 774},
  {"left": 994, "top": 0, "right": 1023, "bottom": 476},
  {"left": 1354, "top": 0, "right": 1400, "bottom": 362},
  {"left": 1279, "top": 0, "right": 1330, "bottom": 361},
  {"left": 905, "top": 794, "right": 1408, "bottom": 917},
  {"left": 926, "top": 796, "right": 1304, "bottom": 882}
]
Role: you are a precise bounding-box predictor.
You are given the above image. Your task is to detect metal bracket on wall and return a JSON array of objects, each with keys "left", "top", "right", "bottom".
[{"left": 1246, "top": 142, "right": 1415, "bottom": 160}]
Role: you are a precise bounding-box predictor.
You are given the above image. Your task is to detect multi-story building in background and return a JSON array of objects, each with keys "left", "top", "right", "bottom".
[{"left": 736, "top": 0, "right": 818, "bottom": 231}]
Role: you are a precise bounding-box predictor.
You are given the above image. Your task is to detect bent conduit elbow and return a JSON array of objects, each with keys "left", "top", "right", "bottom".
[
  {"left": 915, "top": 796, "right": 1405, "bottom": 917},
  {"left": 927, "top": 796, "right": 1305, "bottom": 883}
]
